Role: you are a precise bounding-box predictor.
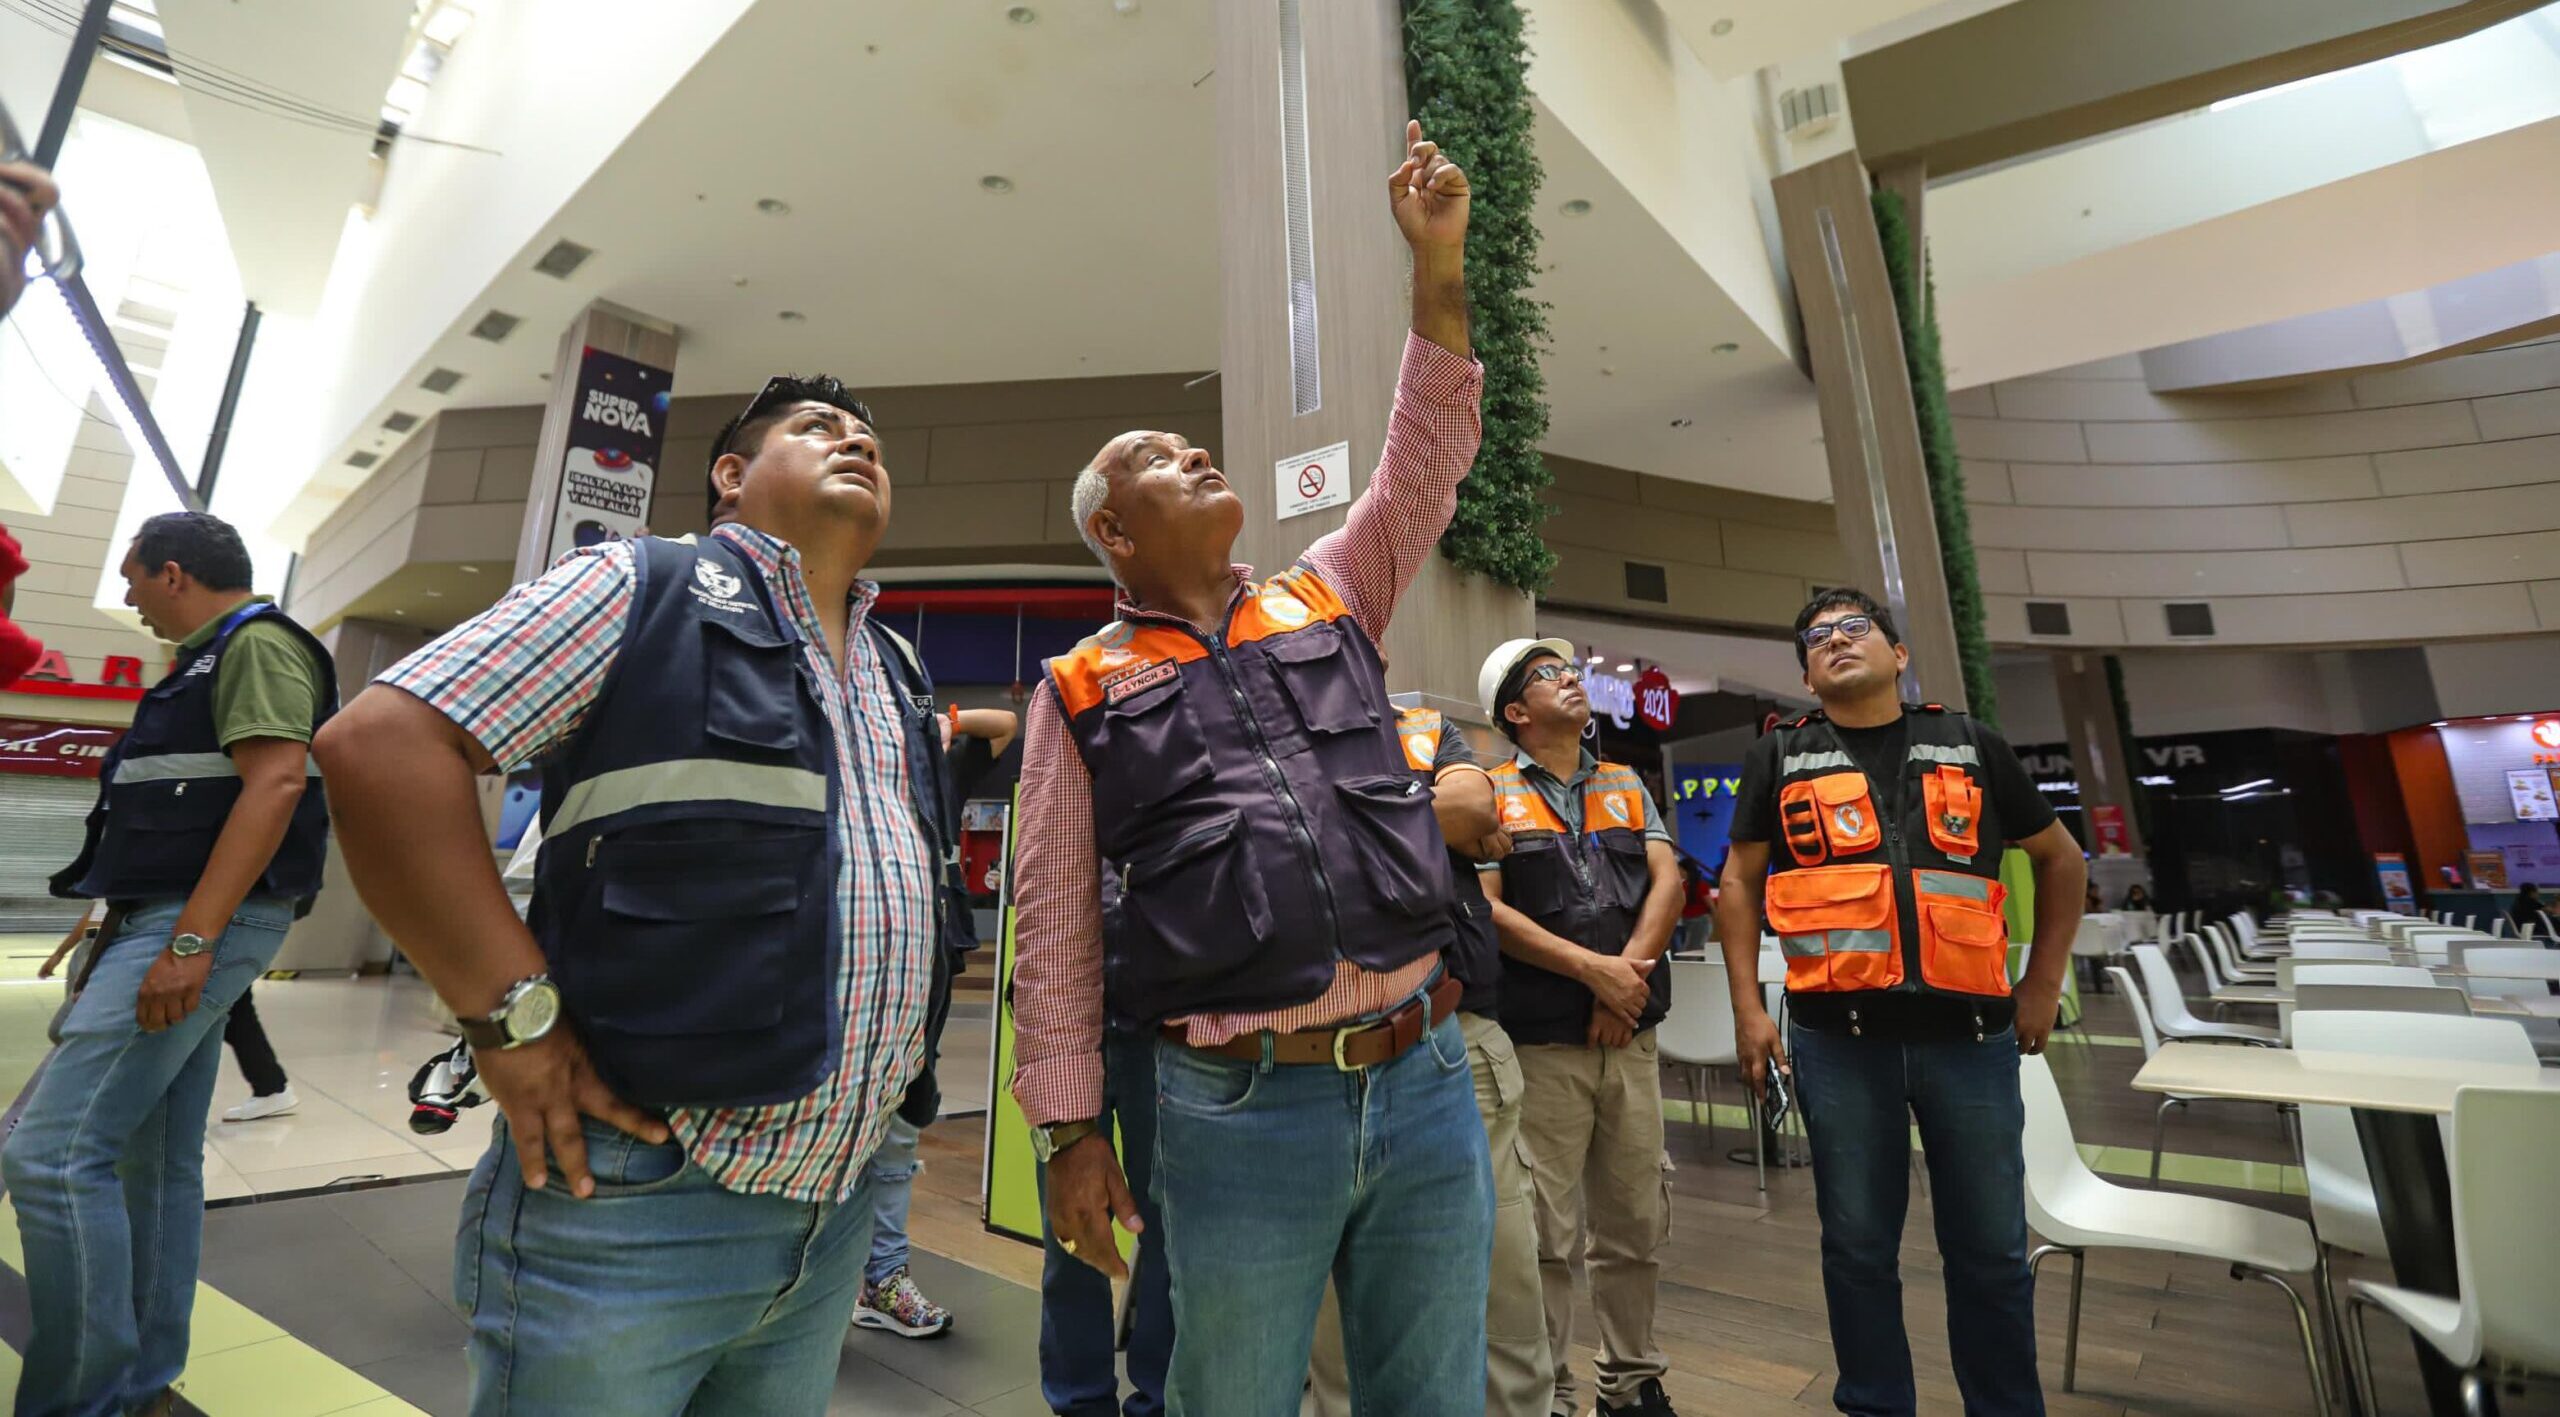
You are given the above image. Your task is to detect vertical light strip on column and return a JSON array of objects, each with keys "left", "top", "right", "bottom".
[
  {"left": 1278, "top": 0, "right": 1321, "bottom": 414},
  {"left": 1816, "top": 204, "right": 1915, "bottom": 698}
]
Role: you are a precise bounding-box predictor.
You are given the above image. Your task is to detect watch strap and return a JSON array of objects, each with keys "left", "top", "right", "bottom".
[
  {"left": 455, "top": 1013, "right": 511, "bottom": 1050},
  {"left": 1038, "top": 1117, "right": 1102, "bottom": 1158}
]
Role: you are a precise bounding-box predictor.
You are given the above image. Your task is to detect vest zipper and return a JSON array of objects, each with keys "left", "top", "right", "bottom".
[{"left": 1202, "top": 630, "right": 1343, "bottom": 960}]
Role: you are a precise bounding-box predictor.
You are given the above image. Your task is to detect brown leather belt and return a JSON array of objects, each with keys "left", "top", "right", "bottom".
[{"left": 1166, "top": 974, "right": 1462, "bottom": 1070}]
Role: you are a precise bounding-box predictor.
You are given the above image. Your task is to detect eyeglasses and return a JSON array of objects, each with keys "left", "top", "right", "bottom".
[
  {"left": 0, "top": 98, "right": 80, "bottom": 287},
  {"left": 1524, "top": 662, "right": 1582, "bottom": 687},
  {"left": 1798, "top": 615, "right": 1877, "bottom": 650}
]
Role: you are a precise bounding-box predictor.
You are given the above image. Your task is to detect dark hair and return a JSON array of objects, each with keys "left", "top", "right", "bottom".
[
  {"left": 705, "top": 375, "right": 874, "bottom": 519},
  {"left": 130, "top": 511, "right": 253, "bottom": 591},
  {"left": 1791, "top": 587, "right": 1901, "bottom": 669},
  {"left": 1494, "top": 648, "right": 1566, "bottom": 743}
]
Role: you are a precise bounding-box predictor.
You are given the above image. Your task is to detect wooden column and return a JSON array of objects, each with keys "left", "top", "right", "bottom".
[
  {"left": 1213, "top": 0, "right": 1529, "bottom": 717},
  {"left": 1772, "top": 151, "right": 1966, "bottom": 710},
  {"left": 2054, "top": 651, "right": 2147, "bottom": 856}
]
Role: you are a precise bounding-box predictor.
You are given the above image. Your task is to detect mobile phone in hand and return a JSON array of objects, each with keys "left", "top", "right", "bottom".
[{"left": 1761, "top": 1065, "right": 1794, "bottom": 1135}]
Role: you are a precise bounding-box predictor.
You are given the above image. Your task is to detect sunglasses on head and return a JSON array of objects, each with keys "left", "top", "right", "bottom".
[
  {"left": 1798, "top": 615, "right": 1878, "bottom": 650},
  {"left": 0, "top": 98, "right": 80, "bottom": 286}
]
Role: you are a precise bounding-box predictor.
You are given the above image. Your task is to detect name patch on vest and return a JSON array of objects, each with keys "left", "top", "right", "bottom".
[
  {"left": 1101, "top": 658, "right": 1178, "bottom": 705},
  {"left": 182, "top": 656, "right": 218, "bottom": 677},
  {"left": 689, "top": 560, "right": 755, "bottom": 615}
]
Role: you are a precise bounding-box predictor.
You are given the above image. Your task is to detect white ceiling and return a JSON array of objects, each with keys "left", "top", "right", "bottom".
[{"left": 1655, "top": 0, "right": 2021, "bottom": 78}]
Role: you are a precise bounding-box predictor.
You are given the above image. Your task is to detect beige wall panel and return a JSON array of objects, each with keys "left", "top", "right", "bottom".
[
  {"left": 2084, "top": 402, "right": 2479, "bottom": 463},
  {"left": 410, "top": 503, "right": 530, "bottom": 565},
  {"left": 2472, "top": 386, "right": 2560, "bottom": 442},
  {"left": 2399, "top": 529, "right": 2560, "bottom": 588},
  {"left": 2027, "top": 545, "right": 2405, "bottom": 598},
  {"left": 2006, "top": 454, "right": 2379, "bottom": 507},
  {"left": 12, "top": 524, "right": 123, "bottom": 570},
  {"left": 26, "top": 499, "right": 119, "bottom": 541},
  {"left": 1983, "top": 595, "right": 2127, "bottom": 645},
  {"left": 2284, "top": 482, "right": 2560, "bottom": 548},
  {"left": 1991, "top": 378, "right": 2352, "bottom": 423},
  {"left": 1964, "top": 461, "right": 2015, "bottom": 504},
  {"left": 1975, "top": 547, "right": 2031, "bottom": 595},
  {"left": 862, "top": 374, "right": 1218, "bottom": 430},
  {"left": 1719, "top": 522, "right": 1855, "bottom": 581},
  {"left": 1633, "top": 477, "right": 1839, "bottom": 533},
  {"left": 1545, "top": 545, "right": 1805, "bottom": 628},
  {"left": 1947, "top": 385, "right": 1999, "bottom": 418},
  {"left": 433, "top": 406, "right": 547, "bottom": 450},
  {"left": 1544, "top": 491, "right": 1723, "bottom": 567},
  {"left": 1044, "top": 486, "right": 1097, "bottom": 549},
  {"left": 2375, "top": 432, "right": 2560, "bottom": 495},
  {"left": 927, "top": 413, "right": 1216, "bottom": 487},
  {"left": 874, "top": 484, "right": 1051, "bottom": 551},
  {"left": 1546, "top": 455, "right": 1642, "bottom": 505},
  {"left": 423, "top": 448, "right": 483, "bottom": 506},
  {"left": 475, "top": 444, "right": 537, "bottom": 503},
  {"left": 2040, "top": 353, "right": 2148, "bottom": 380},
  {"left": 2532, "top": 578, "right": 2560, "bottom": 628},
  {"left": 51, "top": 469, "right": 127, "bottom": 512},
  {"left": 2351, "top": 338, "right": 2560, "bottom": 408},
  {"left": 1976, "top": 501, "right": 2292, "bottom": 552},
  {"left": 2118, "top": 585, "right": 2539, "bottom": 646},
  {"left": 1953, "top": 416, "right": 2089, "bottom": 464}
]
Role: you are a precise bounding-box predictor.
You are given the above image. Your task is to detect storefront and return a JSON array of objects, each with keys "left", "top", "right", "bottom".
[
  {"left": 2360, "top": 712, "right": 2560, "bottom": 923},
  {"left": 0, "top": 717, "right": 122, "bottom": 932}
]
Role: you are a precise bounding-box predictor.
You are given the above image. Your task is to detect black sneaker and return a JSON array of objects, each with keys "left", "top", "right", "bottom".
[
  {"left": 407, "top": 1038, "right": 486, "bottom": 1136},
  {"left": 1596, "top": 1378, "right": 1680, "bottom": 1417}
]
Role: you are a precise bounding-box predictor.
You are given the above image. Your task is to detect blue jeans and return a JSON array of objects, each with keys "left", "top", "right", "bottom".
[
  {"left": 1788, "top": 1021, "right": 2043, "bottom": 1417},
  {"left": 1152, "top": 1012, "right": 1491, "bottom": 1417},
  {"left": 863, "top": 1116, "right": 920, "bottom": 1286},
  {"left": 454, "top": 1116, "right": 878, "bottom": 1415},
  {"left": 3, "top": 895, "right": 291, "bottom": 1417},
  {"left": 1036, "top": 1029, "right": 1171, "bottom": 1417}
]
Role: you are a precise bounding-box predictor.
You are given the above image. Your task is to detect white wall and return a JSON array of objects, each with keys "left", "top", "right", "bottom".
[{"left": 2424, "top": 637, "right": 2560, "bottom": 719}]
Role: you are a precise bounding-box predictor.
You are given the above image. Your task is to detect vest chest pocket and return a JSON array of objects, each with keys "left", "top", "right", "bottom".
[
  {"left": 1498, "top": 836, "right": 1576, "bottom": 919},
  {"left": 1593, "top": 831, "right": 1652, "bottom": 912},
  {"left": 1915, "top": 870, "right": 2010, "bottom": 998},
  {"left": 1114, "top": 811, "right": 1273, "bottom": 998},
  {"left": 1262, "top": 625, "right": 1378, "bottom": 738},
  {"left": 121, "top": 674, "right": 204, "bottom": 754},
  {"left": 701, "top": 616, "right": 803, "bottom": 755},
  {"left": 1765, "top": 863, "right": 1900, "bottom": 993},
  {"left": 1093, "top": 677, "right": 1213, "bottom": 834},
  {"left": 1334, "top": 774, "right": 1455, "bottom": 916}
]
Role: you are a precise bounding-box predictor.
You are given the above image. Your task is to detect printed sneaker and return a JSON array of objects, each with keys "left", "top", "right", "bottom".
[
  {"left": 221, "top": 1086, "right": 298, "bottom": 1122},
  {"left": 853, "top": 1266, "right": 952, "bottom": 1339},
  {"left": 407, "top": 1039, "right": 486, "bottom": 1135},
  {"left": 1595, "top": 1378, "right": 1680, "bottom": 1417}
]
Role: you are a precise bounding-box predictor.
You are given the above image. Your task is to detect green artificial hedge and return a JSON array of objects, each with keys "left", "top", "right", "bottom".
[
  {"left": 1403, "top": 0, "right": 1555, "bottom": 593},
  {"left": 1871, "top": 188, "right": 1999, "bottom": 729}
]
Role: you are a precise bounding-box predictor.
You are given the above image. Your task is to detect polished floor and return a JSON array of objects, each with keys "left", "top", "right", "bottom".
[{"left": 0, "top": 948, "right": 2548, "bottom": 1416}]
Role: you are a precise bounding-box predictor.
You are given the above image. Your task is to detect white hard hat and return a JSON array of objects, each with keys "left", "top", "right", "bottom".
[{"left": 1477, "top": 637, "right": 1578, "bottom": 725}]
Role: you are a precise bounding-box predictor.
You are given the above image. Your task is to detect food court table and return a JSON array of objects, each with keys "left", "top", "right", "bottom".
[
  {"left": 2132, "top": 1043, "right": 2560, "bottom": 1415},
  {"left": 2207, "top": 985, "right": 2551, "bottom": 1018}
]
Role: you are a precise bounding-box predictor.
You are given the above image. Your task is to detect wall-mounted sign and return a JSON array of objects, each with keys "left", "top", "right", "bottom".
[
  {"left": 2089, "top": 804, "right": 2132, "bottom": 855},
  {"left": 0, "top": 717, "right": 125, "bottom": 777},
  {"left": 2534, "top": 717, "right": 2560, "bottom": 765},
  {"left": 1274, "top": 439, "right": 1351, "bottom": 522},
  {"left": 1669, "top": 763, "right": 1745, "bottom": 872},
  {"left": 2510, "top": 767, "right": 2558, "bottom": 822},
  {"left": 544, "top": 345, "right": 672, "bottom": 564},
  {"left": 8, "top": 652, "right": 152, "bottom": 702},
  {"left": 1635, "top": 667, "right": 1679, "bottom": 733},
  {"left": 2466, "top": 849, "right": 2510, "bottom": 889},
  {"left": 1587, "top": 669, "right": 1637, "bottom": 730},
  {"left": 2373, "top": 852, "right": 2414, "bottom": 912}
]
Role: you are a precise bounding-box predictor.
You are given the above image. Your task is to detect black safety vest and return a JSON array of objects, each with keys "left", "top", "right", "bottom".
[
  {"left": 529, "top": 534, "right": 950, "bottom": 1111},
  {"left": 55, "top": 601, "right": 336, "bottom": 904},
  {"left": 1488, "top": 757, "right": 1670, "bottom": 1045},
  {"left": 1761, "top": 705, "right": 2011, "bottom": 1004}
]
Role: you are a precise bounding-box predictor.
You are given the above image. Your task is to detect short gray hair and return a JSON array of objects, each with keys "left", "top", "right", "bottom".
[{"left": 1070, "top": 456, "right": 1112, "bottom": 569}]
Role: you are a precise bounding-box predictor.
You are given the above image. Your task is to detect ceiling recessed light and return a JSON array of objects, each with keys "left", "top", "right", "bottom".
[
  {"left": 778, "top": 310, "right": 807, "bottom": 323},
  {"left": 424, "top": 589, "right": 444, "bottom": 598},
  {"left": 1712, "top": 341, "right": 1739, "bottom": 354},
  {"left": 1559, "top": 198, "right": 1592, "bottom": 217},
  {"left": 459, "top": 565, "right": 481, "bottom": 574},
  {"left": 1616, "top": 662, "right": 1635, "bottom": 673},
  {"left": 731, "top": 275, "right": 749, "bottom": 288},
  {"left": 980, "top": 174, "right": 1015, "bottom": 194},
  {"left": 1710, "top": 18, "right": 1734, "bottom": 36},
  {"left": 756, "top": 197, "right": 791, "bottom": 216},
  {"left": 392, "top": 608, "right": 408, "bottom": 616},
  {"left": 1600, "top": 366, "right": 1616, "bottom": 376},
  {"left": 1113, "top": 0, "right": 1139, "bottom": 13},
  {"left": 1007, "top": 5, "right": 1038, "bottom": 23}
]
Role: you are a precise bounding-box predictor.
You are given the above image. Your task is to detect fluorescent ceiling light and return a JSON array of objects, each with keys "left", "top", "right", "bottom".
[{"left": 421, "top": 4, "right": 474, "bottom": 46}]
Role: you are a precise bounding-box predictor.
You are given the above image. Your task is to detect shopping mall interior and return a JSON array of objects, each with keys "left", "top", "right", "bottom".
[{"left": 2, "top": 0, "right": 2559, "bottom": 1414}]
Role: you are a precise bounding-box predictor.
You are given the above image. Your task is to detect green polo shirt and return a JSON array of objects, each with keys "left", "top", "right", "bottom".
[{"left": 180, "top": 596, "right": 324, "bottom": 747}]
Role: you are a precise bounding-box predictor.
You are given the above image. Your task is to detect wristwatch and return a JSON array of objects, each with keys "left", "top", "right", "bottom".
[
  {"left": 1028, "top": 1117, "right": 1103, "bottom": 1163},
  {"left": 456, "top": 974, "right": 563, "bottom": 1051},
  {"left": 168, "top": 932, "right": 212, "bottom": 958}
]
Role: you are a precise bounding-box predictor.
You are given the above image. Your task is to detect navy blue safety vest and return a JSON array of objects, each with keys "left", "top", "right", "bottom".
[
  {"left": 54, "top": 601, "right": 337, "bottom": 904},
  {"left": 1487, "top": 758, "right": 1669, "bottom": 1045},
  {"left": 1761, "top": 705, "right": 2012, "bottom": 1005},
  {"left": 1394, "top": 704, "right": 1500, "bottom": 1018},
  {"left": 528, "top": 534, "right": 951, "bottom": 1111},
  {"left": 1047, "top": 566, "right": 1454, "bottom": 1028}
]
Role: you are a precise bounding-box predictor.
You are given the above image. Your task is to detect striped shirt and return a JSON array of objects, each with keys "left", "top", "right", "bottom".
[
  {"left": 379, "top": 523, "right": 936, "bottom": 1203},
  {"left": 1010, "top": 332, "right": 1484, "bottom": 1127}
]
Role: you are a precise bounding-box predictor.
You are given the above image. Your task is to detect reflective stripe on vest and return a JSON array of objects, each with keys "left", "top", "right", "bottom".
[
  {"left": 1909, "top": 743, "right": 1980, "bottom": 766},
  {"left": 1915, "top": 869, "right": 1993, "bottom": 901},
  {"left": 1778, "top": 926, "right": 1893, "bottom": 957},
  {"left": 1782, "top": 749, "right": 1852, "bottom": 775},
  {"left": 547, "top": 758, "right": 828, "bottom": 838},
  {"left": 112, "top": 750, "right": 320, "bottom": 784}
]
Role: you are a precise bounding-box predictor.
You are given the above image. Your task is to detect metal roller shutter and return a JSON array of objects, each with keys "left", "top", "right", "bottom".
[{"left": 0, "top": 777, "right": 92, "bottom": 932}]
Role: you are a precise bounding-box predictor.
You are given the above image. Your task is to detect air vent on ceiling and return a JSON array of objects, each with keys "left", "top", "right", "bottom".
[
  {"left": 470, "top": 309, "right": 521, "bottom": 343},
  {"left": 2025, "top": 601, "right": 2071, "bottom": 637},
  {"left": 346, "top": 451, "right": 379, "bottom": 469},
  {"left": 1624, "top": 560, "right": 1668, "bottom": 604},
  {"left": 532, "top": 239, "right": 593, "bottom": 279},
  {"left": 1778, "top": 83, "right": 1841, "bottom": 142},
  {"left": 2165, "top": 602, "right": 2217, "bottom": 639},
  {"left": 420, "top": 367, "right": 465, "bottom": 394},
  {"left": 381, "top": 411, "right": 419, "bottom": 433}
]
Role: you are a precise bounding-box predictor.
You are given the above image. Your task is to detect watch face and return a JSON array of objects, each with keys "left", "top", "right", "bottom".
[
  {"left": 510, "top": 981, "right": 562, "bottom": 1041},
  {"left": 170, "top": 933, "right": 209, "bottom": 957}
]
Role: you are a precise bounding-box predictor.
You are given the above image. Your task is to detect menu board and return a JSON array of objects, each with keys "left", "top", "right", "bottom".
[{"left": 2509, "top": 767, "right": 2558, "bottom": 822}]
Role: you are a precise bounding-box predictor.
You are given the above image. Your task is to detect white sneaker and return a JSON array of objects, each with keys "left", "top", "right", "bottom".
[{"left": 222, "top": 1087, "right": 299, "bottom": 1122}]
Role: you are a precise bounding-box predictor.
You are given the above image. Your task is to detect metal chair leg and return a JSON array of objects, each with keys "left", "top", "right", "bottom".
[
  {"left": 2029, "top": 1245, "right": 2087, "bottom": 1391},
  {"left": 2240, "top": 1265, "right": 2334, "bottom": 1417},
  {"left": 2312, "top": 1244, "right": 2358, "bottom": 1417},
  {"left": 2347, "top": 1290, "right": 2381, "bottom": 1417},
  {"left": 2151, "top": 1097, "right": 2185, "bottom": 1186},
  {"left": 1684, "top": 1065, "right": 1706, "bottom": 1157}
]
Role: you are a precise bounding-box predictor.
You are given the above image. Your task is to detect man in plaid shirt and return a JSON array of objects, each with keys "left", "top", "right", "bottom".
[{"left": 317, "top": 376, "right": 941, "bottom": 1415}]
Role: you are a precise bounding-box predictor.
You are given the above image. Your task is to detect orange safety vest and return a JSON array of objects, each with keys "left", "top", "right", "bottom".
[
  {"left": 1487, "top": 757, "right": 1669, "bottom": 1044},
  {"left": 1761, "top": 705, "right": 2011, "bottom": 1001}
]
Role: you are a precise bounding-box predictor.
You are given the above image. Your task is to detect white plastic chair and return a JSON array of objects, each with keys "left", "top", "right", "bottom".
[
  {"left": 2132, "top": 944, "right": 2282, "bottom": 1045},
  {"left": 2449, "top": 948, "right": 2560, "bottom": 1055},
  {"left": 2108, "top": 963, "right": 2281, "bottom": 1186},
  {"left": 2021, "top": 1055, "right": 2333, "bottom": 1413},
  {"left": 2347, "top": 1086, "right": 2560, "bottom": 1416},
  {"left": 1657, "top": 958, "right": 1764, "bottom": 1190},
  {"left": 2278, "top": 965, "right": 2444, "bottom": 1043},
  {"left": 2208, "top": 924, "right": 2276, "bottom": 979},
  {"left": 2294, "top": 983, "right": 2471, "bottom": 1023}
]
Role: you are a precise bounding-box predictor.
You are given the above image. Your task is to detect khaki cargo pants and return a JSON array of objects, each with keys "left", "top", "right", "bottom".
[{"left": 1517, "top": 1028, "right": 1671, "bottom": 1412}]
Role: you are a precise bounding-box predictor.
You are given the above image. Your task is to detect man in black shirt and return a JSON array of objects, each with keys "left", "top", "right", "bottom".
[{"left": 1716, "top": 589, "right": 2084, "bottom": 1417}]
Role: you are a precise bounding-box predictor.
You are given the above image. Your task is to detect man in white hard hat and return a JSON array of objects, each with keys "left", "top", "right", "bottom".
[{"left": 1473, "top": 639, "right": 1686, "bottom": 1417}]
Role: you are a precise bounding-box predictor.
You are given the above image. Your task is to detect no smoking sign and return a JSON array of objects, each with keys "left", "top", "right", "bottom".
[{"left": 1275, "top": 439, "right": 1352, "bottom": 521}]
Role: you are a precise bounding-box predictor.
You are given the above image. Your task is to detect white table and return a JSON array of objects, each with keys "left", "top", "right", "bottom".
[
  {"left": 2207, "top": 984, "right": 2545, "bottom": 1019},
  {"left": 2431, "top": 957, "right": 2560, "bottom": 981}
]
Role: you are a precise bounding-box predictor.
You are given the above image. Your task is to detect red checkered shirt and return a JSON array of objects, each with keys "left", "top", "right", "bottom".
[{"left": 1010, "top": 332, "right": 1484, "bottom": 1126}]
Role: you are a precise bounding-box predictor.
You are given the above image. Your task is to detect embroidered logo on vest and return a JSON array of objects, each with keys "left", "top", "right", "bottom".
[
  {"left": 1258, "top": 586, "right": 1311, "bottom": 628},
  {"left": 1605, "top": 794, "right": 1631, "bottom": 825},
  {"left": 1833, "top": 801, "right": 1867, "bottom": 838},
  {"left": 689, "top": 560, "right": 753, "bottom": 614},
  {"left": 183, "top": 656, "right": 218, "bottom": 677}
]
